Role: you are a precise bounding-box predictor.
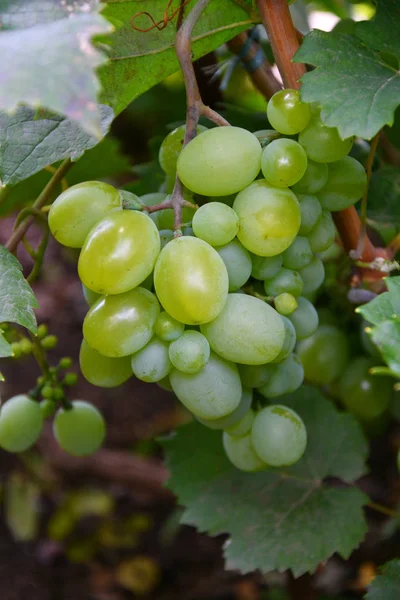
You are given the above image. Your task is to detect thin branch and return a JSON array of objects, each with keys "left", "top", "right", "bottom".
[
  {"left": 6, "top": 158, "right": 72, "bottom": 253},
  {"left": 333, "top": 208, "right": 376, "bottom": 263},
  {"left": 227, "top": 31, "right": 282, "bottom": 100},
  {"left": 256, "top": 0, "right": 306, "bottom": 89},
  {"left": 351, "top": 131, "right": 381, "bottom": 259}
]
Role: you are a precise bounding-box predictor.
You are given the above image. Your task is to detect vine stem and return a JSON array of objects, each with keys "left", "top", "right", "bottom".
[
  {"left": 144, "top": 0, "right": 229, "bottom": 233},
  {"left": 256, "top": 0, "right": 378, "bottom": 265},
  {"left": 5, "top": 158, "right": 72, "bottom": 253}
]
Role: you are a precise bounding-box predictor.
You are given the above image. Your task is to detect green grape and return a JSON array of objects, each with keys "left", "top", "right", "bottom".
[
  {"left": 215, "top": 239, "right": 252, "bottom": 291},
  {"left": 318, "top": 156, "right": 367, "bottom": 211},
  {"left": 59, "top": 357, "right": 73, "bottom": 369},
  {"left": 48, "top": 182, "right": 121, "bottom": 248},
  {"left": 139, "top": 192, "right": 165, "bottom": 228},
  {"left": 79, "top": 339, "right": 132, "bottom": 388},
  {"left": 169, "top": 330, "right": 210, "bottom": 374},
  {"left": 267, "top": 89, "right": 311, "bottom": 135},
  {"left": 37, "top": 324, "right": 48, "bottom": 339},
  {"left": 274, "top": 292, "right": 298, "bottom": 316},
  {"left": 0, "top": 395, "right": 43, "bottom": 452},
  {"left": 339, "top": 357, "right": 392, "bottom": 420},
  {"left": 298, "top": 114, "right": 353, "bottom": 163},
  {"left": 201, "top": 294, "right": 285, "bottom": 365},
  {"left": 159, "top": 229, "right": 174, "bottom": 248},
  {"left": 251, "top": 253, "right": 283, "bottom": 280},
  {"left": 154, "top": 237, "right": 228, "bottom": 325},
  {"left": 78, "top": 211, "right": 160, "bottom": 295},
  {"left": 40, "top": 399, "right": 57, "bottom": 419},
  {"left": 307, "top": 210, "right": 336, "bottom": 253},
  {"left": 183, "top": 226, "right": 194, "bottom": 236},
  {"left": 238, "top": 363, "right": 271, "bottom": 388},
  {"left": 225, "top": 408, "right": 255, "bottom": 438},
  {"left": 297, "top": 325, "right": 349, "bottom": 384},
  {"left": 223, "top": 431, "right": 267, "bottom": 471},
  {"left": 261, "top": 139, "right": 308, "bottom": 188},
  {"left": 298, "top": 257, "right": 325, "bottom": 294},
  {"left": 63, "top": 372, "right": 78, "bottom": 386},
  {"left": 53, "top": 401, "right": 105, "bottom": 457},
  {"left": 253, "top": 129, "right": 281, "bottom": 148},
  {"left": 41, "top": 335, "right": 58, "bottom": 350},
  {"left": 258, "top": 354, "right": 304, "bottom": 398},
  {"left": 296, "top": 194, "right": 323, "bottom": 235},
  {"left": 177, "top": 127, "right": 262, "bottom": 196},
  {"left": 154, "top": 312, "right": 185, "bottom": 342},
  {"left": 264, "top": 267, "right": 303, "bottom": 297},
  {"left": 271, "top": 316, "right": 296, "bottom": 363},
  {"left": 83, "top": 287, "right": 160, "bottom": 357},
  {"left": 251, "top": 405, "right": 307, "bottom": 467},
  {"left": 192, "top": 202, "right": 239, "bottom": 246},
  {"left": 291, "top": 160, "right": 329, "bottom": 194},
  {"left": 283, "top": 236, "right": 313, "bottom": 270},
  {"left": 169, "top": 352, "right": 242, "bottom": 420},
  {"left": 159, "top": 124, "right": 207, "bottom": 175},
  {"left": 82, "top": 284, "right": 101, "bottom": 307},
  {"left": 233, "top": 180, "right": 301, "bottom": 256},
  {"left": 157, "top": 196, "right": 195, "bottom": 230},
  {"left": 288, "top": 297, "right": 319, "bottom": 340},
  {"left": 198, "top": 388, "right": 252, "bottom": 430},
  {"left": 131, "top": 338, "right": 172, "bottom": 382}
]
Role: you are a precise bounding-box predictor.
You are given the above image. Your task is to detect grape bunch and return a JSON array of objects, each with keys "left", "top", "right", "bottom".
[{"left": 41, "top": 88, "right": 367, "bottom": 469}]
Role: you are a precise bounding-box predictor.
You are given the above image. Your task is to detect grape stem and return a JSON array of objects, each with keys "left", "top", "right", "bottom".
[
  {"left": 145, "top": 0, "right": 230, "bottom": 234},
  {"left": 227, "top": 31, "right": 282, "bottom": 99},
  {"left": 5, "top": 158, "right": 72, "bottom": 253},
  {"left": 257, "top": 0, "right": 380, "bottom": 267}
]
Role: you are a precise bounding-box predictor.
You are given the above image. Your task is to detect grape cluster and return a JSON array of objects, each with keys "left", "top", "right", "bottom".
[{"left": 43, "top": 89, "right": 367, "bottom": 468}]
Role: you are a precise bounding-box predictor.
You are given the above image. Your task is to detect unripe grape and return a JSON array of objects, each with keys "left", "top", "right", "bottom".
[
  {"left": 288, "top": 297, "right": 319, "bottom": 340},
  {"left": 275, "top": 293, "right": 298, "bottom": 316},
  {"left": 233, "top": 180, "right": 301, "bottom": 257},
  {"left": 0, "top": 395, "right": 43, "bottom": 452},
  {"left": 261, "top": 139, "right": 308, "bottom": 188},
  {"left": 131, "top": 338, "right": 172, "bottom": 382},
  {"left": 201, "top": 294, "right": 285, "bottom": 365},
  {"left": 298, "top": 114, "right": 353, "bottom": 163},
  {"left": 169, "top": 352, "right": 242, "bottom": 420},
  {"left": 159, "top": 124, "right": 207, "bottom": 175},
  {"left": 198, "top": 388, "right": 252, "bottom": 430},
  {"left": 41, "top": 385, "right": 54, "bottom": 399},
  {"left": 59, "top": 357, "right": 73, "bottom": 370},
  {"left": 257, "top": 354, "right": 304, "bottom": 398},
  {"left": 223, "top": 432, "right": 267, "bottom": 472},
  {"left": 318, "top": 156, "right": 367, "bottom": 211},
  {"left": 298, "top": 257, "right": 325, "bottom": 295},
  {"left": 41, "top": 335, "right": 58, "bottom": 350},
  {"left": 82, "top": 284, "right": 101, "bottom": 307},
  {"left": 19, "top": 338, "right": 33, "bottom": 355},
  {"left": 296, "top": 194, "right": 323, "bottom": 235},
  {"left": 154, "top": 312, "right": 185, "bottom": 342},
  {"left": 297, "top": 325, "right": 349, "bottom": 384},
  {"left": 169, "top": 330, "right": 210, "bottom": 374},
  {"left": 251, "top": 254, "right": 283, "bottom": 280},
  {"left": 307, "top": 211, "right": 336, "bottom": 253},
  {"left": 80, "top": 340, "right": 131, "bottom": 388},
  {"left": 267, "top": 89, "right": 311, "bottom": 135},
  {"left": 40, "top": 399, "right": 57, "bottom": 419},
  {"left": 37, "top": 324, "right": 48, "bottom": 339},
  {"left": 192, "top": 202, "right": 239, "bottom": 247},
  {"left": 48, "top": 181, "right": 121, "bottom": 248},
  {"left": 251, "top": 405, "right": 307, "bottom": 467},
  {"left": 272, "top": 316, "right": 297, "bottom": 364},
  {"left": 83, "top": 287, "right": 160, "bottom": 357},
  {"left": 264, "top": 268, "right": 304, "bottom": 298},
  {"left": 215, "top": 240, "right": 252, "bottom": 291},
  {"left": 177, "top": 127, "right": 262, "bottom": 196},
  {"left": 78, "top": 211, "right": 160, "bottom": 296},
  {"left": 225, "top": 409, "right": 255, "bottom": 438},
  {"left": 283, "top": 236, "right": 313, "bottom": 270},
  {"left": 292, "top": 160, "right": 329, "bottom": 195},
  {"left": 53, "top": 401, "right": 106, "bottom": 456},
  {"left": 154, "top": 237, "right": 228, "bottom": 325}
]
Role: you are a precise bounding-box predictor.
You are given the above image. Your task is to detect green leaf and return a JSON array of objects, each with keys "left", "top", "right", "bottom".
[
  {"left": 0, "top": 245, "right": 38, "bottom": 348},
  {"left": 357, "top": 277, "right": 400, "bottom": 326},
  {"left": 0, "top": 105, "right": 114, "bottom": 187},
  {"left": 294, "top": 6, "right": 400, "bottom": 140},
  {"left": 0, "top": 10, "right": 112, "bottom": 136},
  {"left": 367, "top": 166, "right": 400, "bottom": 229},
  {"left": 365, "top": 560, "right": 400, "bottom": 600},
  {"left": 162, "top": 387, "right": 368, "bottom": 576},
  {"left": 99, "top": 0, "right": 259, "bottom": 115},
  {"left": 369, "top": 320, "right": 400, "bottom": 377}
]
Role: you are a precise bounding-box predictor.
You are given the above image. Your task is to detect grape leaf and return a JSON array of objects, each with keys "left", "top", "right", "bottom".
[
  {"left": 294, "top": 0, "right": 400, "bottom": 140},
  {"left": 365, "top": 560, "right": 400, "bottom": 600},
  {"left": 162, "top": 387, "right": 368, "bottom": 576},
  {"left": 99, "top": 0, "right": 259, "bottom": 115},
  {"left": 369, "top": 320, "right": 400, "bottom": 377},
  {"left": 0, "top": 105, "right": 114, "bottom": 187},
  {"left": 367, "top": 166, "right": 400, "bottom": 227},
  {"left": 0, "top": 245, "right": 38, "bottom": 359},
  {"left": 0, "top": 8, "right": 112, "bottom": 136}
]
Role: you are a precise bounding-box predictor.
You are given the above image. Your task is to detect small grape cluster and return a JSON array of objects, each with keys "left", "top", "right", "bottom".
[
  {"left": 0, "top": 325, "right": 105, "bottom": 457},
  {"left": 44, "top": 89, "right": 366, "bottom": 468}
]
